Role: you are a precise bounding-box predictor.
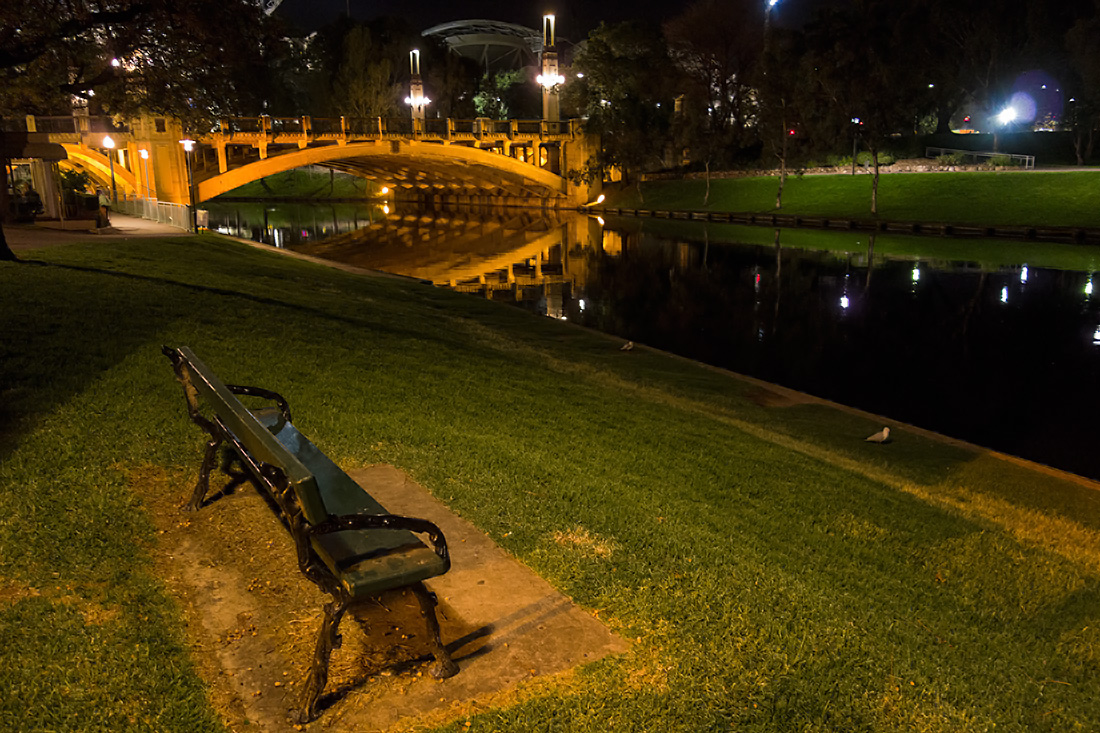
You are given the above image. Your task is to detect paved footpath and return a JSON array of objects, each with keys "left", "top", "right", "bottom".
[{"left": 5, "top": 213, "right": 189, "bottom": 254}]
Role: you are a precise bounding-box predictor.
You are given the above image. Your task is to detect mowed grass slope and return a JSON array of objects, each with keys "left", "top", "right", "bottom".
[
  {"left": 607, "top": 171, "right": 1100, "bottom": 229},
  {"left": 1, "top": 237, "right": 1099, "bottom": 731}
]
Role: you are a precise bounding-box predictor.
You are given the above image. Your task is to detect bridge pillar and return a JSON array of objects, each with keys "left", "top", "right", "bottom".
[
  {"left": 259, "top": 116, "right": 270, "bottom": 159},
  {"left": 298, "top": 116, "right": 311, "bottom": 149}
]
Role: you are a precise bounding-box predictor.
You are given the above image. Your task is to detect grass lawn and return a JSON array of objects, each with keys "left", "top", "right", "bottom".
[
  {"left": 606, "top": 171, "right": 1100, "bottom": 229},
  {"left": 217, "top": 167, "right": 377, "bottom": 199},
  {"left": 2, "top": 236, "right": 1099, "bottom": 731}
]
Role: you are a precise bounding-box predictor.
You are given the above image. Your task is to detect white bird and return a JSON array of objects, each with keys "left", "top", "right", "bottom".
[
  {"left": 865, "top": 427, "right": 891, "bottom": 443},
  {"left": 620, "top": 341, "right": 634, "bottom": 351}
]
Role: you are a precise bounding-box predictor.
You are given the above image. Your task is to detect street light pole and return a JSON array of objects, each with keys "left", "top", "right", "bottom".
[
  {"left": 139, "top": 149, "right": 151, "bottom": 200},
  {"left": 103, "top": 135, "right": 118, "bottom": 203},
  {"left": 180, "top": 138, "right": 196, "bottom": 232},
  {"left": 537, "top": 14, "right": 564, "bottom": 122}
]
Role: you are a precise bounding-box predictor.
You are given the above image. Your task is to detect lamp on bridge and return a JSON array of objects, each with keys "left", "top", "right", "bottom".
[
  {"left": 405, "top": 49, "right": 430, "bottom": 121},
  {"left": 180, "top": 138, "right": 197, "bottom": 232},
  {"left": 536, "top": 14, "right": 565, "bottom": 122},
  {"left": 102, "top": 135, "right": 118, "bottom": 204}
]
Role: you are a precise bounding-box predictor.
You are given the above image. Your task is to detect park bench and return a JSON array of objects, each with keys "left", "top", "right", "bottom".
[{"left": 162, "top": 346, "right": 458, "bottom": 722}]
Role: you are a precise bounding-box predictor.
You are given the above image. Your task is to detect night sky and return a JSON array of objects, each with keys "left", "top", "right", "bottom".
[{"left": 275, "top": 0, "right": 823, "bottom": 36}]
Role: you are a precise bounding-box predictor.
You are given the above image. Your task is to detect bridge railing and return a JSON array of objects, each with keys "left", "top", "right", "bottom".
[
  {"left": 311, "top": 117, "right": 344, "bottom": 135},
  {"left": 23, "top": 115, "right": 130, "bottom": 135},
  {"left": 215, "top": 115, "right": 576, "bottom": 142},
  {"left": 269, "top": 117, "right": 304, "bottom": 134}
]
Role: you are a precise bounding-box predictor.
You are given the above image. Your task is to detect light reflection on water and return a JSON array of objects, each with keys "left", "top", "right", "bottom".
[{"left": 206, "top": 201, "right": 1100, "bottom": 480}]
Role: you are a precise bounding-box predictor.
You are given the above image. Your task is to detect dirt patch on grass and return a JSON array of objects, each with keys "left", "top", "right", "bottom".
[
  {"left": 551, "top": 526, "right": 617, "bottom": 559},
  {"left": 745, "top": 386, "right": 814, "bottom": 408},
  {"left": 131, "top": 463, "right": 627, "bottom": 732}
]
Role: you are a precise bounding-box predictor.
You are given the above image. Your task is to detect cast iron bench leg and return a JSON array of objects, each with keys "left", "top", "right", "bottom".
[
  {"left": 413, "top": 583, "right": 459, "bottom": 679},
  {"left": 296, "top": 595, "right": 350, "bottom": 723},
  {"left": 184, "top": 436, "right": 222, "bottom": 511}
]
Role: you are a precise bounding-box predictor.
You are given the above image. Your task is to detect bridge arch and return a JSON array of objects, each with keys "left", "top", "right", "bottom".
[
  {"left": 196, "top": 141, "right": 570, "bottom": 205},
  {"left": 61, "top": 144, "right": 137, "bottom": 196}
]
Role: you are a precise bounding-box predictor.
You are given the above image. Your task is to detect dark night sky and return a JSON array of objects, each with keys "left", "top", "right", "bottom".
[{"left": 276, "top": 0, "right": 823, "bottom": 37}]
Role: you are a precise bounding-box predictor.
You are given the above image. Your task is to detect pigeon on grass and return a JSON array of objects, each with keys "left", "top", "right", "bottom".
[{"left": 865, "top": 427, "right": 891, "bottom": 443}]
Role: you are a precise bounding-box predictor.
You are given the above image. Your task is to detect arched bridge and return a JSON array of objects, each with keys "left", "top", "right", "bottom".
[
  {"left": 193, "top": 116, "right": 596, "bottom": 207},
  {"left": 24, "top": 114, "right": 600, "bottom": 210}
]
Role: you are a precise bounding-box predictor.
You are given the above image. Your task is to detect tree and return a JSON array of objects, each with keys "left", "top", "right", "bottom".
[
  {"left": 331, "top": 26, "right": 399, "bottom": 119},
  {"left": 1066, "top": 2, "right": 1100, "bottom": 164},
  {"left": 474, "top": 70, "right": 538, "bottom": 120},
  {"left": 664, "top": 0, "right": 763, "bottom": 154},
  {"left": 801, "top": 1, "right": 927, "bottom": 215},
  {"left": 562, "top": 22, "right": 677, "bottom": 195},
  {"left": 0, "top": 0, "right": 281, "bottom": 260},
  {"left": 755, "top": 27, "right": 810, "bottom": 209}
]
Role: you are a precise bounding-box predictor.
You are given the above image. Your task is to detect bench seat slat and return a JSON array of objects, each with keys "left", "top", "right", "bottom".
[{"left": 254, "top": 413, "right": 448, "bottom": 598}]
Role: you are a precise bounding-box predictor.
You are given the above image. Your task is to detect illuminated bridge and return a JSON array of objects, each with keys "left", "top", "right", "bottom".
[{"left": 23, "top": 113, "right": 600, "bottom": 211}]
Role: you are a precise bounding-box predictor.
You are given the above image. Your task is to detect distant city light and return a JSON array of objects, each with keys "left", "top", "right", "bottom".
[
  {"left": 1093, "top": 326, "right": 1100, "bottom": 345},
  {"left": 1087, "top": 280, "right": 1094, "bottom": 296},
  {"left": 912, "top": 267, "right": 920, "bottom": 282},
  {"left": 1020, "top": 266, "right": 1028, "bottom": 283},
  {"left": 840, "top": 295, "right": 850, "bottom": 309},
  {"left": 1000, "top": 286, "right": 1009, "bottom": 303}
]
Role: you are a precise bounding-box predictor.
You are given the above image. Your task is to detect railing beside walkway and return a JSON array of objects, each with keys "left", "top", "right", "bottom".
[
  {"left": 113, "top": 194, "right": 191, "bottom": 230},
  {"left": 925, "top": 147, "right": 1036, "bottom": 169}
]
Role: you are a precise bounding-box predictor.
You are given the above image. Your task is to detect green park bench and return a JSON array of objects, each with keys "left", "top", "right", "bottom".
[{"left": 162, "top": 346, "right": 459, "bottom": 722}]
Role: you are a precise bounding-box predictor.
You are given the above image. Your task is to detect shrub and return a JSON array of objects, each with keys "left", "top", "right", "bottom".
[
  {"left": 936, "top": 153, "right": 967, "bottom": 166},
  {"left": 988, "top": 154, "right": 1020, "bottom": 167}
]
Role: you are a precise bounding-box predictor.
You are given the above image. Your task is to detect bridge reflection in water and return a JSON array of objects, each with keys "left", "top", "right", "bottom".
[{"left": 241, "top": 203, "right": 613, "bottom": 319}]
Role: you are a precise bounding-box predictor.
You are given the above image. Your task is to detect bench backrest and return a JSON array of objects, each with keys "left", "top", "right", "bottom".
[{"left": 174, "top": 347, "right": 329, "bottom": 524}]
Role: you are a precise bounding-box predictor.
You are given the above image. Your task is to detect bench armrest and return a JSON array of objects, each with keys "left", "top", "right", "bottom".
[
  {"left": 226, "top": 384, "right": 293, "bottom": 430},
  {"left": 309, "top": 514, "right": 450, "bottom": 563}
]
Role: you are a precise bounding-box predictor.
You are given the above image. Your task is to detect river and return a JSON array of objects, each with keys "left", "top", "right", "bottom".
[{"left": 204, "top": 200, "right": 1100, "bottom": 481}]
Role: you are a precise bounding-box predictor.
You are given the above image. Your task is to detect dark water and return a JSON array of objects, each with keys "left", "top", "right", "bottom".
[{"left": 206, "top": 201, "right": 1100, "bottom": 480}]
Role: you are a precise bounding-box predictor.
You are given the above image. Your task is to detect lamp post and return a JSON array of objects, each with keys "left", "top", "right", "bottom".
[
  {"left": 138, "top": 149, "right": 151, "bottom": 200},
  {"left": 102, "top": 135, "right": 118, "bottom": 203},
  {"left": 765, "top": 0, "right": 783, "bottom": 32},
  {"left": 536, "top": 14, "right": 565, "bottom": 122},
  {"left": 405, "top": 49, "right": 430, "bottom": 121},
  {"left": 180, "top": 138, "right": 196, "bottom": 232}
]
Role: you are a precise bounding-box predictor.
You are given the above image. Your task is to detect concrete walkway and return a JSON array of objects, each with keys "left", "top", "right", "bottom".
[{"left": 5, "top": 213, "right": 189, "bottom": 254}]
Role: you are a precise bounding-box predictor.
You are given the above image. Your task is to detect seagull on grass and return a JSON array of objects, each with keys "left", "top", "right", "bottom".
[
  {"left": 620, "top": 341, "right": 634, "bottom": 351},
  {"left": 865, "top": 427, "right": 891, "bottom": 443}
]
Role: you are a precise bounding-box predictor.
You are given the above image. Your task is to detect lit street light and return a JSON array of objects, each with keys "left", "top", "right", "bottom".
[
  {"left": 138, "top": 148, "right": 151, "bottom": 201},
  {"left": 180, "top": 138, "right": 196, "bottom": 232},
  {"left": 102, "top": 135, "right": 118, "bottom": 203}
]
